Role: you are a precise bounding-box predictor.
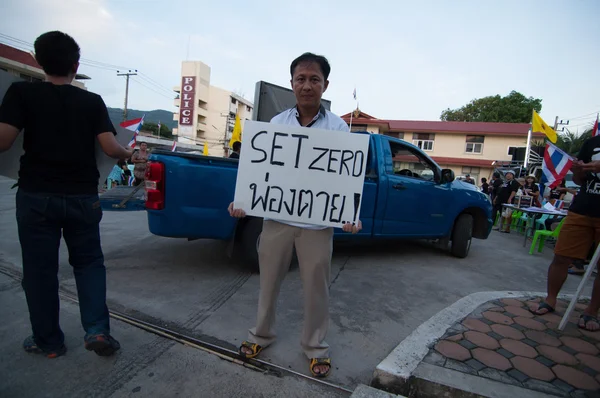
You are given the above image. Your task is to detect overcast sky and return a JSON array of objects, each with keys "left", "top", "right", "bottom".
[{"left": 1, "top": 0, "right": 599, "bottom": 131}]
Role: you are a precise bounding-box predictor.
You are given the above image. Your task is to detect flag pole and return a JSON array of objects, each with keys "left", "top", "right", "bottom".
[
  {"left": 524, "top": 128, "right": 532, "bottom": 169},
  {"left": 524, "top": 110, "right": 533, "bottom": 170}
]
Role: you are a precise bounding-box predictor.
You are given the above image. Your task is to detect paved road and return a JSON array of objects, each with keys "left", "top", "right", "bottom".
[{"left": 0, "top": 177, "right": 588, "bottom": 397}]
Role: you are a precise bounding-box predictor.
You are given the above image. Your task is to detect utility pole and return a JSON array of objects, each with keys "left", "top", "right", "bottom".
[
  {"left": 553, "top": 116, "right": 569, "bottom": 132},
  {"left": 117, "top": 69, "right": 138, "bottom": 121}
]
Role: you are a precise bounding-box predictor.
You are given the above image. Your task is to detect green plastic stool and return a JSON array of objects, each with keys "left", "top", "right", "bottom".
[{"left": 529, "top": 218, "right": 566, "bottom": 255}]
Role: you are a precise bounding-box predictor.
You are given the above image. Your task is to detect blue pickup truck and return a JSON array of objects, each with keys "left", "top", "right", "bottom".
[{"left": 133, "top": 131, "right": 493, "bottom": 271}]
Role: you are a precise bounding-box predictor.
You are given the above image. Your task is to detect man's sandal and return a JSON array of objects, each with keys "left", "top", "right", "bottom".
[
  {"left": 529, "top": 302, "right": 555, "bottom": 316},
  {"left": 309, "top": 357, "right": 331, "bottom": 378},
  {"left": 238, "top": 341, "right": 263, "bottom": 359},
  {"left": 579, "top": 314, "right": 600, "bottom": 332}
]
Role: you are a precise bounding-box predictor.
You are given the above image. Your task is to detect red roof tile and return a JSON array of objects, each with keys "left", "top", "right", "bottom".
[
  {"left": 342, "top": 110, "right": 544, "bottom": 138},
  {"left": 0, "top": 43, "right": 41, "bottom": 69},
  {"left": 340, "top": 110, "right": 379, "bottom": 119}
]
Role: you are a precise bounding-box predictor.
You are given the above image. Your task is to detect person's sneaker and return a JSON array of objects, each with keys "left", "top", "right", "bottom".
[
  {"left": 23, "top": 336, "right": 67, "bottom": 359},
  {"left": 84, "top": 334, "right": 121, "bottom": 357}
]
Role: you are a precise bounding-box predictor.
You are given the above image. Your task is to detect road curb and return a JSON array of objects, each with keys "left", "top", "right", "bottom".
[
  {"left": 371, "top": 290, "right": 582, "bottom": 396},
  {"left": 350, "top": 384, "right": 405, "bottom": 397}
]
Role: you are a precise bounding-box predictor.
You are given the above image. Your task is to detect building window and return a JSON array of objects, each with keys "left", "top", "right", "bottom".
[
  {"left": 465, "top": 135, "right": 484, "bottom": 154},
  {"left": 19, "top": 73, "right": 42, "bottom": 83},
  {"left": 231, "top": 97, "right": 236, "bottom": 104},
  {"left": 507, "top": 146, "right": 526, "bottom": 156},
  {"left": 462, "top": 166, "right": 480, "bottom": 174},
  {"left": 412, "top": 133, "right": 435, "bottom": 151},
  {"left": 246, "top": 105, "right": 251, "bottom": 112}
]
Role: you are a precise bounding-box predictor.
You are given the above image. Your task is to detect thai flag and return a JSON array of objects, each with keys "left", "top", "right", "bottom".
[
  {"left": 353, "top": 88, "right": 357, "bottom": 100},
  {"left": 593, "top": 114, "right": 599, "bottom": 138},
  {"left": 120, "top": 115, "right": 145, "bottom": 149},
  {"left": 541, "top": 142, "right": 574, "bottom": 190},
  {"left": 171, "top": 141, "right": 177, "bottom": 152}
]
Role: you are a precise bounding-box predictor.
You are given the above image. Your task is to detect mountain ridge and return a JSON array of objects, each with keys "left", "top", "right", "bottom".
[{"left": 107, "top": 107, "right": 176, "bottom": 129}]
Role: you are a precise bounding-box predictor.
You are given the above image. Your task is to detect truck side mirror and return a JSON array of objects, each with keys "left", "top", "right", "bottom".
[{"left": 441, "top": 169, "right": 455, "bottom": 184}]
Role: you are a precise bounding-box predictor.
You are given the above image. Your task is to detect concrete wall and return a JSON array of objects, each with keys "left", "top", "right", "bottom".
[
  {"left": 172, "top": 61, "right": 253, "bottom": 157},
  {"left": 403, "top": 132, "right": 527, "bottom": 162}
]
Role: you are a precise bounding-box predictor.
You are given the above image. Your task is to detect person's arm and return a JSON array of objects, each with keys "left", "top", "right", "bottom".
[
  {"left": 97, "top": 132, "right": 133, "bottom": 159},
  {"left": 93, "top": 96, "right": 133, "bottom": 160},
  {"left": 530, "top": 185, "right": 540, "bottom": 198},
  {"left": 508, "top": 181, "right": 519, "bottom": 203},
  {"left": 0, "top": 123, "right": 20, "bottom": 153},
  {"left": 0, "top": 84, "right": 24, "bottom": 152},
  {"left": 571, "top": 140, "right": 592, "bottom": 186}
]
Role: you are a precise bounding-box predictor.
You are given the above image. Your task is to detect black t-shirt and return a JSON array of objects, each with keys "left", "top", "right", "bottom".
[
  {"left": 523, "top": 183, "right": 539, "bottom": 194},
  {"left": 229, "top": 152, "right": 240, "bottom": 159},
  {"left": 491, "top": 179, "right": 503, "bottom": 198},
  {"left": 549, "top": 187, "right": 562, "bottom": 200},
  {"left": 481, "top": 182, "right": 489, "bottom": 194},
  {"left": 569, "top": 135, "right": 600, "bottom": 218},
  {"left": 497, "top": 179, "right": 520, "bottom": 204},
  {"left": 0, "top": 82, "right": 115, "bottom": 195}
]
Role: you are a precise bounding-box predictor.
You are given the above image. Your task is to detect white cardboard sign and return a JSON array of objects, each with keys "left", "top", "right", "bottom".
[{"left": 233, "top": 120, "right": 370, "bottom": 228}]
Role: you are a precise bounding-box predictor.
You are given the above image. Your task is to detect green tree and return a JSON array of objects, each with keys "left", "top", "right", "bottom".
[
  {"left": 142, "top": 122, "right": 173, "bottom": 139},
  {"left": 440, "top": 91, "right": 543, "bottom": 123},
  {"left": 555, "top": 127, "right": 593, "bottom": 156}
]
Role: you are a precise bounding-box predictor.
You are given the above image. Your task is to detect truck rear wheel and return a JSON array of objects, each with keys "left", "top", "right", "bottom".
[
  {"left": 239, "top": 218, "right": 262, "bottom": 273},
  {"left": 451, "top": 214, "right": 473, "bottom": 258}
]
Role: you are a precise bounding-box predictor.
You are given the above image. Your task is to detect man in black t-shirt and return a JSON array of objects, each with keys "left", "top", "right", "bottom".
[
  {"left": 0, "top": 31, "right": 133, "bottom": 358},
  {"left": 530, "top": 135, "right": 600, "bottom": 331},
  {"left": 480, "top": 178, "right": 489, "bottom": 195},
  {"left": 494, "top": 170, "right": 520, "bottom": 232},
  {"left": 490, "top": 172, "right": 503, "bottom": 221},
  {"left": 229, "top": 140, "right": 241, "bottom": 159}
]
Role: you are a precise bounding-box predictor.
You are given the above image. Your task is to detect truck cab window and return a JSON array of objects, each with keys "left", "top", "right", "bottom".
[{"left": 388, "top": 141, "right": 437, "bottom": 182}]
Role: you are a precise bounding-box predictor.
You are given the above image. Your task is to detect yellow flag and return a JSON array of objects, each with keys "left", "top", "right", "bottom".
[
  {"left": 203, "top": 142, "right": 209, "bottom": 156},
  {"left": 532, "top": 110, "right": 557, "bottom": 143},
  {"left": 229, "top": 113, "right": 242, "bottom": 148}
]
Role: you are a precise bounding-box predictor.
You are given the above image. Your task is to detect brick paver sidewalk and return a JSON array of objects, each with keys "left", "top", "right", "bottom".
[{"left": 424, "top": 297, "right": 600, "bottom": 397}]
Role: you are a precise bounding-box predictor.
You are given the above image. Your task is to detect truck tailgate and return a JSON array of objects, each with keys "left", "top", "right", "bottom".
[{"left": 146, "top": 152, "right": 239, "bottom": 240}]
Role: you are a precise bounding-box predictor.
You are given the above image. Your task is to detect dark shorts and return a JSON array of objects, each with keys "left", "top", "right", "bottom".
[{"left": 554, "top": 212, "right": 600, "bottom": 260}]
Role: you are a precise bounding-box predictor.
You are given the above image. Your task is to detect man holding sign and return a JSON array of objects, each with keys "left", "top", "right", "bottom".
[
  {"left": 228, "top": 53, "right": 364, "bottom": 378},
  {"left": 0, "top": 31, "right": 132, "bottom": 359}
]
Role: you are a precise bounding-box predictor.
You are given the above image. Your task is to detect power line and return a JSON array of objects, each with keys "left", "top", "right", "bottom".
[
  {"left": 0, "top": 32, "right": 175, "bottom": 98},
  {"left": 564, "top": 110, "right": 600, "bottom": 121},
  {"left": 138, "top": 72, "right": 174, "bottom": 95},
  {"left": 130, "top": 77, "right": 174, "bottom": 100}
]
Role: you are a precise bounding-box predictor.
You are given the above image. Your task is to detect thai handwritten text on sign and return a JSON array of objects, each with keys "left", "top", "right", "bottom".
[{"left": 233, "top": 120, "right": 370, "bottom": 228}]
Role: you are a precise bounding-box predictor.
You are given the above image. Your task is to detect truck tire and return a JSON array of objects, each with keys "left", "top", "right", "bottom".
[
  {"left": 239, "top": 218, "right": 263, "bottom": 273},
  {"left": 451, "top": 214, "right": 473, "bottom": 258}
]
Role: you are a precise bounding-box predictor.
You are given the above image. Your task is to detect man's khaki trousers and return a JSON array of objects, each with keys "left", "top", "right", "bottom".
[{"left": 248, "top": 220, "right": 333, "bottom": 359}]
